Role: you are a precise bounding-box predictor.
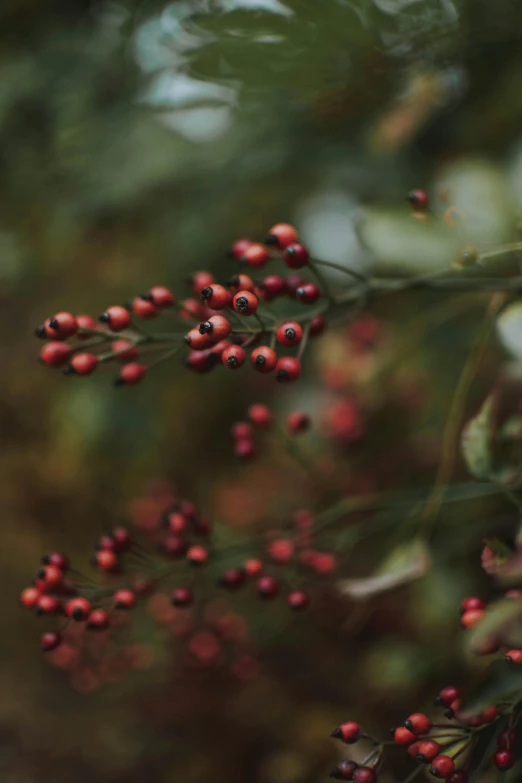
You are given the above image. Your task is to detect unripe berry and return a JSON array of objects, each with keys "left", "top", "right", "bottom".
[
  {"left": 223, "top": 344, "right": 245, "bottom": 369},
  {"left": 69, "top": 353, "right": 98, "bottom": 376},
  {"left": 256, "top": 575, "right": 279, "bottom": 599},
  {"left": 461, "top": 608, "right": 485, "bottom": 628},
  {"left": 287, "top": 411, "right": 310, "bottom": 434},
  {"left": 199, "top": 314, "right": 232, "bottom": 340},
  {"left": 276, "top": 321, "right": 303, "bottom": 346},
  {"left": 233, "top": 290, "right": 258, "bottom": 316},
  {"left": 94, "top": 549, "right": 119, "bottom": 572},
  {"left": 42, "top": 631, "right": 62, "bottom": 651},
  {"left": 266, "top": 223, "right": 298, "bottom": 249},
  {"left": 276, "top": 356, "right": 301, "bottom": 382},
  {"left": 230, "top": 238, "right": 252, "bottom": 260},
  {"left": 219, "top": 568, "right": 246, "bottom": 590},
  {"left": 99, "top": 305, "right": 131, "bottom": 332},
  {"left": 330, "top": 760, "right": 358, "bottom": 780},
  {"left": 147, "top": 286, "right": 175, "bottom": 308},
  {"left": 76, "top": 314, "right": 98, "bottom": 336},
  {"left": 283, "top": 243, "right": 309, "bottom": 268},
  {"left": 245, "top": 558, "right": 263, "bottom": 577},
  {"left": 36, "top": 595, "right": 62, "bottom": 615},
  {"left": 248, "top": 403, "right": 272, "bottom": 428},
  {"left": 495, "top": 749, "right": 515, "bottom": 771},
  {"left": 187, "top": 545, "right": 208, "bottom": 566},
  {"left": 112, "top": 339, "right": 138, "bottom": 362},
  {"left": 87, "top": 608, "right": 110, "bottom": 631},
  {"left": 506, "top": 649, "right": 522, "bottom": 664},
  {"left": 228, "top": 274, "right": 255, "bottom": 293},
  {"left": 132, "top": 297, "right": 157, "bottom": 319},
  {"left": 66, "top": 596, "right": 91, "bottom": 620},
  {"left": 200, "top": 284, "right": 230, "bottom": 310},
  {"left": 430, "top": 756, "right": 455, "bottom": 778},
  {"left": 407, "top": 189, "right": 429, "bottom": 210},
  {"left": 460, "top": 596, "right": 485, "bottom": 613},
  {"left": 241, "top": 243, "right": 270, "bottom": 269},
  {"left": 258, "top": 274, "right": 287, "bottom": 301},
  {"left": 40, "top": 341, "right": 72, "bottom": 367},
  {"left": 48, "top": 312, "right": 78, "bottom": 339},
  {"left": 251, "top": 346, "right": 277, "bottom": 373},
  {"left": 394, "top": 727, "right": 416, "bottom": 746},
  {"left": 20, "top": 586, "right": 41, "bottom": 608},
  {"left": 352, "top": 768, "right": 376, "bottom": 783},
  {"left": 405, "top": 713, "right": 432, "bottom": 736},
  {"left": 171, "top": 586, "right": 193, "bottom": 607},
  {"left": 296, "top": 282, "right": 320, "bottom": 304},
  {"left": 287, "top": 590, "right": 309, "bottom": 610},
  {"left": 417, "top": 741, "right": 441, "bottom": 763},
  {"left": 114, "top": 589, "right": 136, "bottom": 609}
]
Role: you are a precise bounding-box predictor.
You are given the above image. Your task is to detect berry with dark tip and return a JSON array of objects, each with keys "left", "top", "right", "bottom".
[
  {"left": 276, "top": 321, "right": 303, "bottom": 346},
  {"left": 430, "top": 756, "right": 455, "bottom": 779},
  {"left": 276, "top": 356, "right": 301, "bottom": 382},
  {"left": 171, "top": 586, "right": 193, "bottom": 607},
  {"left": 330, "top": 760, "right": 358, "bottom": 780},
  {"left": 114, "top": 589, "right": 136, "bottom": 609},
  {"left": 99, "top": 305, "right": 131, "bottom": 332},
  {"left": 40, "top": 342, "right": 72, "bottom": 367},
  {"left": 287, "top": 590, "right": 309, "bottom": 610},
  {"left": 296, "top": 282, "right": 320, "bottom": 304},
  {"left": 265, "top": 223, "right": 298, "bottom": 249},
  {"left": 66, "top": 597, "right": 91, "bottom": 621},
  {"left": 223, "top": 344, "right": 245, "bottom": 369},
  {"left": 283, "top": 243, "right": 309, "bottom": 269},
  {"left": 199, "top": 284, "right": 230, "bottom": 310},
  {"left": 256, "top": 575, "right": 279, "bottom": 599},
  {"left": 42, "top": 631, "right": 62, "bottom": 651},
  {"left": 407, "top": 189, "right": 429, "bottom": 210},
  {"left": 87, "top": 608, "right": 110, "bottom": 631},
  {"left": 233, "top": 290, "right": 258, "bottom": 316},
  {"left": 405, "top": 713, "right": 432, "bottom": 736},
  {"left": 251, "top": 346, "right": 278, "bottom": 373}
]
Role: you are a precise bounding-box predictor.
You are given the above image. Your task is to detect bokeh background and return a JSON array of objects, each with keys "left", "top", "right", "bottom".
[{"left": 4, "top": 0, "right": 522, "bottom": 780}]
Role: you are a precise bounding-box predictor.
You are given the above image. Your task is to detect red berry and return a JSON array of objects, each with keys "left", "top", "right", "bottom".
[
  {"left": 38, "top": 564, "right": 63, "bottom": 588},
  {"left": 147, "top": 286, "right": 175, "bottom": 308},
  {"left": 430, "top": 756, "right": 455, "bottom": 778},
  {"left": 222, "top": 344, "right": 245, "bottom": 370},
  {"left": 114, "top": 589, "right": 136, "bottom": 609},
  {"left": 200, "top": 284, "right": 230, "bottom": 310},
  {"left": 116, "top": 362, "right": 147, "bottom": 386},
  {"left": 256, "top": 575, "right": 279, "bottom": 599},
  {"left": 248, "top": 403, "right": 272, "bottom": 428},
  {"left": 296, "top": 282, "right": 320, "bottom": 304},
  {"left": 461, "top": 608, "right": 485, "bottom": 628},
  {"left": 352, "top": 769, "right": 376, "bottom": 783},
  {"left": 162, "top": 534, "right": 187, "bottom": 558},
  {"left": 48, "top": 312, "right": 78, "bottom": 339},
  {"left": 287, "top": 411, "right": 310, "bottom": 434},
  {"left": 330, "top": 760, "right": 358, "bottom": 780},
  {"left": 437, "top": 686, "right": 459, "bottom": 707},
  {"left": 266, "top": 223, "right": 298, "bottom": 250},
  {"left": 36, "top": 595, "right": 62, "bottom": 615},
  {"left": 245, "top": 558, "right": 263, "bottom": 577},
  {"left": 276, "top": 356, "right": 301, "bottom": 382},
  {"left": 251, "top": 346, "right": 278, "bottom": 373},
  {"left": 76, "top": 314, "right": 98, "bottom": 336},
  {"left": 407, "top": 189, "right": 429, "bottom": 210},
  {"left": 506, "top": 649, "right": 522, "bottom": 664},
  {"left": 287, "top": 590, "right": 309, "bottom": 610},
  {"left": 132, "top": 297, "right": 157, "bottom": 319},
  {"left": 211, "top": 339, "right": 231, "bottom": 356},
  {"left": 461, "top": 596, "right": 485, "bottom": 613},
  {"left": 179, "top": 297, "right": 206, "bottom": 321},
  {"left": 283, "top": 243, "right": 309, "bottom": 269},
  {"left": 267, "top": 539, "right": 294, "bottom": 564},
  {"left": 186, "top": 350, "right": 218, "bottom": 373},
  {"left": 233, "top": 290, "right": 258, "bottom": 316},
  {"left": 234, "top": 438, "right": 256, "bottom": 460},
  {"left": 99, "top": 305, "right": 131, "bottom": 332},
  {"left": 310, "top": 315, "right": 326, "bottom": 337},
  {"left": 481, "top": 705, "right": 498, "bottom": 723},
  {"left": 69, "top": 352, "right": 98, "bottom": 375},
  {"left": 219, "top": 568, "right": 246, "bottom": 590},
  {"left": 241, "top": 243, "right": 270, "bottom": 269},
  {"left": 231, "top": 239, "right": 252, "bottom": 260},
  {"left": 112, "top": 339, "right": 138, "bottom": 362},
  {"left": 228, "top": 273, "right": 255, "bottom": 292},
  {"left": 276, "top": 321, "right": 303, "bottom": 346},
  {"left": 405, "top": 713, "right": 432, "bottom": 736},
  {"left": 41, "top": 631, "right": 62, "bottom": 651},
  {"left": 199, "top": 314, "right": 232, "bottom": 340},
  {"left": 40, "top": 341, "right": 72, "bottom": 367},
  {"left": 171, "top": 586, "right": 193, "bottom": 607},
  {"left": 66, "top": 596, "right": 91, "bottom": 621},
  {"left": 408, "top": 741, "right": 422, "bottom": 759},
  {"left": 187, "top": 545, "right": 208, "bottom": 566},
  {"left": 231, "top": 421, "right": 253, "bottom": 439},
  {"left": 95, "top": 549, "right": 119, "bottom": 572},
  {"left": 447, "top": 773, "right": 468, "bottom": 783},
  {"left": 191, "top": 271, "right": 214, "bottom": 294},
  {"left": 258, "top": 274, "right": 287, "bottom": 301},
  {"left": 87, "top": 608, "right": 110, "bottom": 631},
  {"left": 394, "top": 727, "right": 416, "bottom": 746},
  {"left": 20, "top": 586, "right": 41, "bottom": 608},
  {"left": 495, "top": 749, "right": 515, "bottom": 771},
  {"left": 417, "top": 741, "right": 441, "bottom": 763},
  {"left": 185, "top": 327, "right": 214, "bottom": 351}
]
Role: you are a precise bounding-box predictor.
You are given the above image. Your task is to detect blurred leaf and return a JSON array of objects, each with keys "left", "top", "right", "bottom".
[
  {"left": 470, "top": 598, "right": 522, "bottom": 649},
  {"left": 497, "top": 303, "right": 522, "bottom": 360},
  {"left": 462, "top": 394, "right": 496, "bottom": 481},
  {"left": 465, "top": 659, "right": 522, "bottom": 714},
  {"left": 481, "top": 539, "right": 512, "bottom": 576}
]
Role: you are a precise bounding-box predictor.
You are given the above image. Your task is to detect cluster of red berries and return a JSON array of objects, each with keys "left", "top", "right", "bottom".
[
  {"left": 459, "top": 591, "right": 522, "bottom": 658},
  {"left": 330, "top": 685, "right": 518, "bottom": 781},
  {"left": 231, "top": 402, "right": 310, "bottom": 459}
]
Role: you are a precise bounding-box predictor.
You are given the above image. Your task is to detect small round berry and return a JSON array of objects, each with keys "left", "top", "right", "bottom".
[
  {"left": 234, "top": 438, "right": 255, "bottom": 460},
  {"left": 437, "top": 686, "right": 459, "bottom": 707},
  {"left": 408, "top": 742, "right": 422, "bottom": 759},
  {"left": 481, "top": 705, "right": 498, "bottom": 723},
  {"left": 40, "top": 341, "right": 72, "bottom": 367},
  {"left": 276, "top": 356, "right": 301, "bottom": 382},
  {"left": 233, "top": 290, "right": 258, "bottom": 316},
  {"left": 310, "top": 315, "right": 326, "bottom": 337},
  {"left": 256, "top": 575, "right": 279, "bottom": 599},
  {"left": 407, "top": 189, "right": 429, "bottom": 210},
  {"left": 228, "top": 274, "right": 255, "bottom": 293},
  {"left": 231, "top": 421, "right": 253, "bottom": 439},
  {"left": 199, "top": 314, "right": 232, "bottom": 340},
  {"left": 417, "top": 741, "right": 441, "bottom": 763},
  {"left": 179, "top": 297, "right": 206, "bottom": 321},
  {"left": 287, "top": 590, "right": 309, "bottom": 610},
  {"left": 248, "top": 403, "right": 272, "bottom": 428},
  {"left": 251, "top": 346, "right": 278, "bottom": 373},
  {"left": 394, "top": 727, "right": 416, "bottom": 746},
  {"left": 447, "top": 773, "right": 468, "bottom": 783},
  {"left": 48, "top": 312, "right": 78, "bottom": 339},
  {"left": 219, "top": 568, "right": 246, "bottom": 590},
  {"left": 352, "top": 768, "right": 376, "bottom": 783},
  {"left": 38, "top": 565, "right": 63, "bottom": 588},
  {"left": 405, "top": 713, "right": 432, "bottom": 736},
  {"left": 116, "top": 362, "right": 147, "bottom": 386},
  {"left": 41, "top": 631, "right": 62, "bottom": 651},
  {"left": 69, "top": 353, "right": 98, "bottom": 376},
  {"left": 461, "top": 608, "right": 485, "bottom": 628},
  {"left": 114, "top": 589, "right": 136, "bottom": 609},
  {"left": 187, "top": 545, "right": 208, "bottom": 566},
  {"left": 94, "top": 549, "right": 119, "bottom": 572},
  {"left": 285, "top": 274, "right": 307, "bottom": 297},
  {"left": 87, "top": 608, "right": 110, "bottom": 631},
  {"left": 267, "top": 538, "right": 294, "bottom": 564},
  {"left": 287, "top": 411, "right": 310, "bottom": 434},
  {"left": 162, "top": 535, "right": 187, "bottom": 558},
  {"left": 296, "top": 283, "right": 320, "bottom": 304},
  {"left": 461, "top": 596, "right": 485, "bottom": 613},
  {"left": 191, "top": 271, "right": 214, "bottom": 293},
  {"left": 132, "top": 297, "right": 157, "bottom": 319},
  {"left": 147, "top": 286, "right": 175, "bottom": 308},
  {"left": 210, "top": 339, "right": 231, "bottom": 357},
  {"left": 283, "top": 243, "right": 309, "bottom": 269},
  {"left": 258, "top": 274, "right": 287, "bottom": 301},
  {"left": 430, "top": 756, "right": 455, "bottom": 779},
  {"left": 330, "top": 760, "right": 358, "bottom": 780},
  {"left": 20, "top": 586, "right": 41, "bottom": 608},
  {"left": 241, "top": 243, "right": 270, "bottom": 269},
  {"left": 495, "top": 749, "right": 515, "bottom": 771},
  {"left": 112, "top": 339, "right": 138, "bottom": 362},
  {"left": 185, "top": 328, "right": 213, "bottom": 351},
  {"left": 99, "top": 305, "right": 131, "bottom": 332},
  {"left": 276, "top": 321, "right": 303, "bottom": 346},
  {"left": 76, "top": 314, "right": 99, "bottom": 336},
  {"left": 36, "top": 595, "right": 62, "bottom": 615},
  {"left": 66, "top": 596, "right": 91, "bottom": 621},
  {"left": 266, "top": 223, "right": 298, "bottom": 249},
  {"left": 186, "top": 350, "right": 219, "bottom": 374},
  {"left": 171, "top": 586, "right": 193, "bottom": 607},
  {"left": 200, "top": 284, "right": 230, "bottom": 310},
  {"left": 245, "top": 558, "right": 263, "bottom": 577},
  {"left": 230, "top": 238, "right": 252, "bottom": 260}
]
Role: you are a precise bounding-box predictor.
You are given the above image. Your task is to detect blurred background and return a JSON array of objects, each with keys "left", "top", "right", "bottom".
[{"left": 4, "top": 0, "right": 522, "bottom": 780}]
